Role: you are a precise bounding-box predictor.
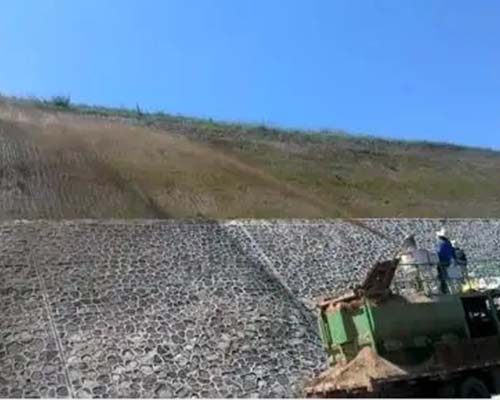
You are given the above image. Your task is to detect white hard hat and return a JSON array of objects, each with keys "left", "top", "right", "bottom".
[
  {"left": 436, "top": 228, "right": 447, "bottom": 238},
  {"left": 451, "top": 240, "right": 457, "bottom": 246}
]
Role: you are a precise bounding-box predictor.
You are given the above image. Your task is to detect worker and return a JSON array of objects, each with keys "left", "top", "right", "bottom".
[
  {"left": 436, "top": 228, "right": 456, "bottom": 294},
  {"left": 401, "top": 235, "right": 417, "bottom": 253},
  {"left": 452, "top": 240, "right": 468, "bottom": 269},
  {"left": 398, "top": 235, "right": 420, "bottom": 292},
  {"left": 452, "top": 240, "right": 470, "bottom": 291}
]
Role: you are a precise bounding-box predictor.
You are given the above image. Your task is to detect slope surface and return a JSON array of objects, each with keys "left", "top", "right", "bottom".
[
  {"left": 1, "top": 219, "right": 500, "bottom": 398},
  {"left": 1, "top": 101, "right": 500, "bottom": 219}
]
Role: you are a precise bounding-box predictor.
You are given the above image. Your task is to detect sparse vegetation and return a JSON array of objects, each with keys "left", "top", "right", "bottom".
[
  {"left": 49, "top": 95, "right": 71, "bottom": 108},
  {"left": 136, "top": 103, "right": 144, "bottom": 119},
  {"left": 1, "top": 93, "right": 495, "bottom": 153},
  {"left": 0, "top": 94, "right": 499, "bottom": 219}
]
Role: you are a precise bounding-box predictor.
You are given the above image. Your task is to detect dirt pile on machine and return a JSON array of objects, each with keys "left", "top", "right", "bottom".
[{"left": 307, "top": 347, "right": 406, "bottom": 397}]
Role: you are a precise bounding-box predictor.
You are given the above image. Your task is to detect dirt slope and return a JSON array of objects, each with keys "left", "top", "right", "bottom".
[{"left": 1, "top": 100, "right": 499, "bottom": 219}]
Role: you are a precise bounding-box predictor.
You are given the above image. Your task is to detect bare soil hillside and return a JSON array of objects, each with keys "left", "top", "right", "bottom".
[{"left": 1, "top": 99, "right": 499, "bottom": 219}]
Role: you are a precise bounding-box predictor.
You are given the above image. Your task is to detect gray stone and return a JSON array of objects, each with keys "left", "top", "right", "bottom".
[
  {"left": 92, "top": 386, "right": 106, "bottom": 396},
  {"left": 155, "top": 383, "right": 174, "bottom": 398},
  {"left": 140, "top": 365, "right": 153, "bottom": 375},
  {"left": 42, "top": 365, "right": 58, "bottom": 374},
  {"left": 175, "top": 386, "right": 191, "bottom": 397},
  {"left": 6, "top": 341, "right": 23, "bottom": 354},
  {"left": 75, "top": 388, "right": 93, "bottom": 398},
  {"left": 10, "top": 388, "right": 23, "bottom": 397},
  {"left": 153, "top": 354, "right": 163, "bottom": 364},
  {"left": 97, "top": 374, "right": 110, "bottom": 384},
  {"left": 56, "top": 386, "right": 69, "bottom": 397}
]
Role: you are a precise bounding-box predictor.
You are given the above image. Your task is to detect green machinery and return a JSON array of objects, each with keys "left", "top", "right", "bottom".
[{"left": 305, "top": 257, "right": 500, "bottom": 398}]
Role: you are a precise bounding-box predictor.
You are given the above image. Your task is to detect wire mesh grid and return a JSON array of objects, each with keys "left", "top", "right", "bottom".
[{"left": 391, "top": 260, "right": 500, "bottom": 297}]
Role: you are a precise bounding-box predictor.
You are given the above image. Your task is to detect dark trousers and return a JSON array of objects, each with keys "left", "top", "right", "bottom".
[{"left": 438, "top": 262, "right": 449, "bottom": 294}]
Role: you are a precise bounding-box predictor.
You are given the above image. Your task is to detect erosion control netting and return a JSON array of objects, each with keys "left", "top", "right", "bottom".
[{"left": 1, "top": 219, "right": 500, "bottom": 398}]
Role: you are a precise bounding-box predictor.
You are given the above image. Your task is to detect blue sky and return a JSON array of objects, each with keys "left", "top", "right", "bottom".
[{"left": 1, "top": 0, "right": 499, "bottom": 149}]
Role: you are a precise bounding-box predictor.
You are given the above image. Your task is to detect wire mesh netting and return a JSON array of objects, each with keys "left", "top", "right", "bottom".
[{"left": 391, "top": 260, "right": 500, "bottom": 297}]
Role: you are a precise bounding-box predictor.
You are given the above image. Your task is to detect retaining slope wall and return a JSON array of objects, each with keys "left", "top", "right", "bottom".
[{"left": 1, "top": 219, "right": 499, "bottom": 398}]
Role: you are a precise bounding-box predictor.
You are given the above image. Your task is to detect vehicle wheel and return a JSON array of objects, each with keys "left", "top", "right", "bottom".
[{"left": 459, "top": 377, "right": 490, "bottom": 398}]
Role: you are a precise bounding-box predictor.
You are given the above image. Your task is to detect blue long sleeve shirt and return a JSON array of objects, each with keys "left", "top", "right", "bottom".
[{"left": 437, "top": 237, "right": 455, "bottom": 264}]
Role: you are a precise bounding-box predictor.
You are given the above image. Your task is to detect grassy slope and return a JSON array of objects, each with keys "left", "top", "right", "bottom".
[{"left": 0, "top": 95, "right": 499, "bottom": 219}]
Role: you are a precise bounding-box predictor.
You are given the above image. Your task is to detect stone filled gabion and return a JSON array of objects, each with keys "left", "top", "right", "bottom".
[
  {"left": 245, "top": 219, "right": 500, "bottom": 304},
  {"left": 1, "top": 219, "right": 500, "bottom": 398}
]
